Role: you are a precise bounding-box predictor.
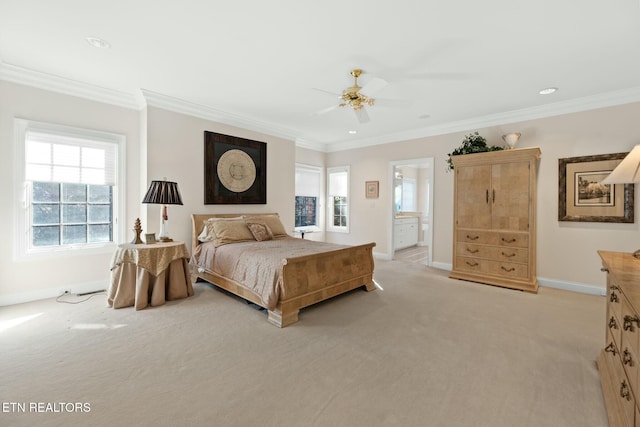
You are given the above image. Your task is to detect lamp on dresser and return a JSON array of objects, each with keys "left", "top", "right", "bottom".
[
  {"left": 142, "top": 179, "right": 183, "bottom": 242},
  {"left": 602, "top": 144, "right": 640, "bottom": 257}
]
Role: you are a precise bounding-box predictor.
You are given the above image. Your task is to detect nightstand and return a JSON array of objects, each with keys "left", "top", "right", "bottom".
[{"left": 108, "top": 241, "right": 193, "bottom": 310}]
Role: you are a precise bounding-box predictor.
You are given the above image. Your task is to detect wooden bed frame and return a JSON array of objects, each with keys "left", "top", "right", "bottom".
[{"left": 191, "top": 213, "right": 376, "bottom": 327}]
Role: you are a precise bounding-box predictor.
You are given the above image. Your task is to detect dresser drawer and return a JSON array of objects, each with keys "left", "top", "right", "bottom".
[
  {"left": 609, "top": 312, "right": 622, "bottom": 350},
  {"left": 622, "top": 295, "right": 640, "bottom": 354},
  {"left": 455, "top": 257, "right": 528, "bottom": 279},
  {"left": 613, "top": 348, "right": 637, "bottom": 425},
  {"left": 608, "top": 282, "right": 623, "bottom": 329}
]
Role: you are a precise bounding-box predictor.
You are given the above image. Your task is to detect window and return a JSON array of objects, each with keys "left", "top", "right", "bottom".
[
  {"left": 15, "top": 119, "right": 125, "bottom": 257},
  {"left": 294, "top": 164, "right": 321, "bottom": 230},
  {"left": 327, "top": 166, "right": 349, "bottom": 232}
]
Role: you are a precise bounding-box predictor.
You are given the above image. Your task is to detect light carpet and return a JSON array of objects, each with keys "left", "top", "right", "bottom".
[{"left": 0, "top": 260, "right": 608, "bottom": 427}]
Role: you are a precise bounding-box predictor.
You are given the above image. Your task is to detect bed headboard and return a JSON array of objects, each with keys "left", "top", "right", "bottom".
[{"left": 191, "top": 213, "right": 279, "bottom": 252}]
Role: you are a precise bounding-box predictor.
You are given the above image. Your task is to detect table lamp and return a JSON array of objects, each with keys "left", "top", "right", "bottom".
[
  {"left": 602, "top": 145, "right": 640, "bottom": 257},
  {"left": 142, "top": 179, "right": 183, "bottom": 242}
]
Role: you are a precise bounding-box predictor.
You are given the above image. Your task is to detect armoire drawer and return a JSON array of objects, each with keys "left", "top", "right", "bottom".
[
  {"left": 457, "top": 230, "right": 528, "bottom": 248},
  {"left": 455, "top": 256, "right": 528, "bottom": 279},
  {"left": 456, "top": 243, "right": 528, "bottom": 263}
]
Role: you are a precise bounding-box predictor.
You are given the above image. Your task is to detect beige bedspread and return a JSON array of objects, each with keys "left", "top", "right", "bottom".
[{"left": 190, "top": 237, "right": 348, "bottom": 310}]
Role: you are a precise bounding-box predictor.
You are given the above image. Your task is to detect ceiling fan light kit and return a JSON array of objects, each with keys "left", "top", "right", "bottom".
[{"left": 315, "top": 68, "right": 389, "bottom": 124}]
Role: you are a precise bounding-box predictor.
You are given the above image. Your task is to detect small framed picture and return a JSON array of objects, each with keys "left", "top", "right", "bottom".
[
  {"left": 366, "top": 181, "right": 379, "bottom": 199},
  {"left": 144, "top": 233, "right": 156, "bottom": 244}
]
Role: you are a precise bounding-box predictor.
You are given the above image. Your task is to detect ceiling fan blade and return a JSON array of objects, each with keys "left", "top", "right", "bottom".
[
  {"left": 312, "top": 88, "right": 342, "bottom": 98},
  {"left": 359, "top": 77, "right": 388, "bottom": 97},
  {"left": 354, "top": 107, "right": 370, "bottom": 124},
  {"left": 374, "top": 98, "right": 411, "bottom": 109},
  {"left": 312, "top": 104, "right": 340, "bottom": 116}
]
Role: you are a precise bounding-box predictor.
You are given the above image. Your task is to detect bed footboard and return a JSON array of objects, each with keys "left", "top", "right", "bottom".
[{"left": 268, "top": 242, "right": 376, "bottom": 327}]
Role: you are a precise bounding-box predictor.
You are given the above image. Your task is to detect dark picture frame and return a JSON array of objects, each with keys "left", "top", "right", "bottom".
[
  {"left": 558, "top": 152, "right": 634, "bottom": 223},
  {"left": 204, "top": 131, "right": 266, "bottom": 204}
]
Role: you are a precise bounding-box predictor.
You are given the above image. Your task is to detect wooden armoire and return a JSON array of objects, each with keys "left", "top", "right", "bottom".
[{"left": 449, "top": 147, "right": 541, "bottom": 293}]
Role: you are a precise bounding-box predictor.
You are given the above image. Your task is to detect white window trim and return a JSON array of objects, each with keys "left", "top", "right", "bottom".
[
  {"left": 327, "top": 165, "right": 350, "bottom": 233},
  {"left": 294, "top": 163, "right": 322, "bottom": 232},
  {"left": 13, "top": 119, "right": 126, "bottom": 260}
]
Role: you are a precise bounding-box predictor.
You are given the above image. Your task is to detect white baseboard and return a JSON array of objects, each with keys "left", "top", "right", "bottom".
[
  {"left": 537, "top": 276, "right": 606, "bottom": 296},
  {"left": 0, "top": 280, "right": 108, "bottom": 306},
  {"left": 430, "top": 261, "right": 452, "bottom": 271},
  {"left": 373, "top": 251, "right": 393, "bottom": 261},
  {"left": 428, "top": 263, "right": 605, "bottom": 296}
]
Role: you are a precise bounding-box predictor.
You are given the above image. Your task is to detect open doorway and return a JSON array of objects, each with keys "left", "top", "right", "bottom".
[{"left": 389, "top": 158, "right": 434, "bottom": 266}]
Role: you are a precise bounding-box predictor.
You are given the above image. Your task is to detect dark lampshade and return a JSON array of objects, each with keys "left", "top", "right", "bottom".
[{"left": 142, "top": 180, "right": 183, "bottom": 205}]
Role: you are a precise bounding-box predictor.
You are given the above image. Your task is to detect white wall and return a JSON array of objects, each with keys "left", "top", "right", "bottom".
[
  {"left": 143, "top": 106, "right": 296, "bottom": 249},
  {"left": 0, "top": 81, "right": 142, "bottom": 304},
  {"left": 323, "top": 102, "right": 640, "bottom": 291}
]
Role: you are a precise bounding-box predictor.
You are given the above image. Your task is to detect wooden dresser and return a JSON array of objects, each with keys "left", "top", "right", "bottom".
[
  {"left": 598, "top": 251, "right": 640, "bottom": 427},
  {"left": 450, "top": 147, "right": 541, "bottom": 293}
]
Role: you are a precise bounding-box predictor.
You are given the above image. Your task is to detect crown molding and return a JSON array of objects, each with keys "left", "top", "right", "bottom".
[
  {"left": 3, "top": 61, "right": 639, "bottom": 152},
  {"left": 323, "top": 86, "right": 640, "bottom": 152},
  {"left": 140, "top": 89, "right": 299, "bottom": 143},
  {"left": 0, "top": 61, "right": 140, "bottom": 110}
]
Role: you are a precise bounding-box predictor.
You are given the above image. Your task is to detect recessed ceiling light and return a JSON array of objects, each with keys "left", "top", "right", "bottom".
[
  {"left": 348, "top": 130, "right": 357, "bottom": 134},
  {"left": 539, "top": 87, "right": 558, "bottom": 95},
  {"left": 85, "top": 36, "right": 111, "bottom": 49}
]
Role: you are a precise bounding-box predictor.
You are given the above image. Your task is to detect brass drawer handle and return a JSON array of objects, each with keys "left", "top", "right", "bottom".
[
  {"left": 466, "top": 248, "right": 479, "bottom": 254},
  {"left": 620, "top": 380, "right": 632, "bottom": 401},
  {"left": 609, "top": 316, "right": 618, "bottom": 330},
  {"left": 623, "top": 349, "right": 634, "bottom": 366},
  {"left": 465, "top": 261, "right": 479, "bottom": 267},
  {"left": 501, "top": 237, "right": 516, "bottom": 244},
  {"left": 466, "top": 235, "right": 479, "bottom": 241},
  {"left": 610, "top": 291, "right": 619, "bottom": 303},
  {"left": 501, "top": 252, "right": 516, "bottom": 258},
  {"left": 624, "top": 315, "right": 640, "bottom": 331},
  {"left": 501, "top": 266, "right": 516, "bottom": 273},
  {"left": 605, "top": 342, "right": 618, "bottom": 356}
]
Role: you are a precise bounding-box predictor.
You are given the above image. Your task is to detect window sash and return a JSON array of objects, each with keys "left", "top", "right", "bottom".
[{"left": 25, "top": 130, "right": 117, "bottom": 185}]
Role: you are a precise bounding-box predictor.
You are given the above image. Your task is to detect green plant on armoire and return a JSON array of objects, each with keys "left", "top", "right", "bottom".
[{"left": 446, "top": 132, "right": 505, "bottom": 171}]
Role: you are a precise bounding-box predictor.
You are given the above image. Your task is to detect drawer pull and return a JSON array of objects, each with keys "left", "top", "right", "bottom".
[
  {"left": 610, "top": 291, "right": 619, "bottom": 303},
  {"left": 501, "top": 237, "right": 516, "bottom": 244},
  {"left": 601, "top": 267, "right": 610, "bottom": 273},
  {"left": 623, "top": 349, "right": 634, "bottom": 366},
  {"left": 500, "top": 266, "right": 516, "bottom": 273},
  {"left": 624, "top": 315, "right": 640, "bottom": 331},
  {"left": 466, "top": 235, "right": 479, "bottom": 241},
  {"left": 465, "top": 261, "right": 479, "bottom": 267},
  {"left": 466, "top": 248, "right": 479, "bottom": 254},
  {"left": 620, "top": 380, "right": 632, "bottom": 401},
  {"left": 501, "top": 252, "right": 516, "bottom": 258},
  {"left": 609, "top": 316, "right": 618, "bottom": 330},
  {"left": 605, "top": 343, "right": 618, "bottom": 356}
]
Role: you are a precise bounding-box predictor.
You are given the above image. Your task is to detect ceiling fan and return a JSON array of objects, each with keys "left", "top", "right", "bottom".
[{"left": 314, "top": 69, "right": 390, "bottom": 124}]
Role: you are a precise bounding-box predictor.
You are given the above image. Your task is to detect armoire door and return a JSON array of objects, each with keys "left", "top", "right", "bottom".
[
  {"left": 491, "top": 161, "right": 531, "bottom": 231},
  {"left": 456, "top": 164, "right": 491, "bottom": 229}
]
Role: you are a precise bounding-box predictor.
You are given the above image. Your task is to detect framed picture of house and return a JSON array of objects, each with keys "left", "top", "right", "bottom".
[
  {"left": 558, "top": 152, "right": 634, "bottom": 222},
  {"left": 204, "top": 131, "right": 267, "bottom": 204}
]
